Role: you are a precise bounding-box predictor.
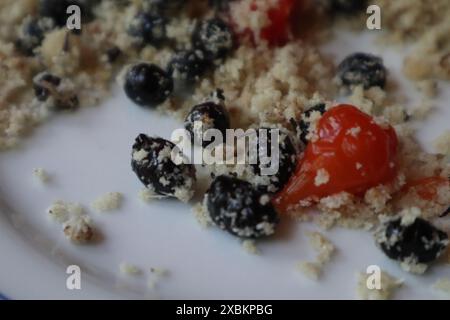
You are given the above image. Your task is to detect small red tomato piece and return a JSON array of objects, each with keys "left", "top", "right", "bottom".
[
  {"left": 259, "top": 0, "right": 296, "bottom": 46},
  {"left": 403, "top": 176, "right": 449, "bottom": 201},
  {"left": 247, "top": 0, "right": 306, "bottom": 46},
  {"left": 274, "top": 104, "right": 398, "bottom": 212}
]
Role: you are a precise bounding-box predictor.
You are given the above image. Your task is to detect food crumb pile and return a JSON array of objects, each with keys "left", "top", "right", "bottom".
[
  {"left": 1, "top": 0, "right": 449, "bottom": 299},
  {"left": 91, "top": 192, "right": 123, "bottom": 213},
  {"left": 47, "top": 200, "right": 94, "bottom": 243},
  {"left": 297, "top": 231, "right": 335, "bottom": 280}
]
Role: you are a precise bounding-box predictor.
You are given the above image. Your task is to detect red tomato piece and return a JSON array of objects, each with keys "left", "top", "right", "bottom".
[
  {"left": 403, "top": 176, "right": 449, "bottom": 201},
  {"left": 259, "top": 0, "right": 296, "bottom": 46},
  {"left": 274, "top": 104, "right": 399, "bottom": 212}
]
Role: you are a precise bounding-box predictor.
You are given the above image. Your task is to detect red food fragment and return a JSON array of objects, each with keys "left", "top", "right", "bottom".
[
  {"left": 260, "top": 0, "right": 296, "bottom": 46},
  {"left": 403, "top": 176, "right": 449, "bottom": 201},
  {"left": 274, "top": 104, "right": 399, "bottom": 212},
  {"left": 233, "top": 0, "right": 304, "bottom": 46}
]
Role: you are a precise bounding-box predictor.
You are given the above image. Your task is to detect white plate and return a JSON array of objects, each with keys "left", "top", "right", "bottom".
[{"left": 0, "top": 30, "right": 449, "bottom": 300}]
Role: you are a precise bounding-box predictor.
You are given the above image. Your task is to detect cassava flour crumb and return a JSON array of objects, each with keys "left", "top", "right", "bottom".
[
  {"left": 297, "top": 262, "right": 323, "bottom": 281},
  {"left": 150, "top": 267, "right": 168, "bottom": 277},
  {"left": 241, "top": 240, "right": 260, "bottom": 255},
  {"left": 47, "top": 200, "right": 84, "bottom": 223},
  {"left": 192, "top": 201, "right": 212, "bottom": 228},
  {"left": 91, "top": 192, "right": 123, "bottom": 212},
  {"left": 138, "top": 187, "right": 166, "bottom": 203},
  {"left": 63, "top": 214, "right": 94, "bottom": 244},
  {"left": 47, "top": 200, "right": 94, "bottom": 243},
  {"left": 148, "top": 267, "right": 169, "bottom": 289},
  {"left": 400, "top": 258, "right": 428, "bottom": 275},
  {"left": 119, "top": 262, "right": 142, "bottom": 276},
  {"left": 314, "top": 169, "right": 330, "bottom": 187},
  {"left": 118, "top": 263, "right": 168, "bottom": 289},
  {"left": 297, "top": 232, "right": 335, "bottom": 280},
  {"left": 432, "top": 278, "right": 450, "bottom": 296},
  {"left": 356, "top": 270, "right": 403, "bottom": 300}
]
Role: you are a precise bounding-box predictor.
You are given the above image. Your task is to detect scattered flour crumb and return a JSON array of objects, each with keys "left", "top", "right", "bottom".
[
  {"left": 91, "top": 192, "right": 123, "bottom": 212},
  {"left": 364, "top": 186, "right": 392, "bottom": 213},
  {"left": 192, "top": 201, "right": 212, "bottom": 228},
  {"left": 138, "top": 187, "right": 166, "bottom": 203},
  {"left": 47, "top": 200, "right": 84, "bottom": 223},
  {"left": 297, "top": 232, "right": 335, "bottom": 280},
  {"left": 259, "top": 194, "right": 271, "bottom": 206},
  {"left": 148, "top": 267, "right": 169, "bottom": 289},
  {"left": 432, "top": 278, "right": 450, "bottom": 296},
  {"left": 132, "top": 149, "right": 149, "bottom": 162},
  {"left": 315, "top": 211, "right": 342, "bottom": 230},
  {"left": 118, "top": 263, "right": 168, "bottom": 288},
  {"left": 400, "top": 257, "right": 428, "bottom": 274},
  {"left": 346, "top": 126, "right": 361, "bottom": 137},
  {"left": 400, "top": 207, "right": 422, "bottom": 227},
  {"left": 373, "top": 116, "right": 391, "bottom": 129},
  {"left": 314, "top": 169, "right": 330, "bottom": 187},
  {"left": 150, "top": 267, "right": 168, "bottom": 277},
  {"left": 309, "top": 232, "right": 335, "bottom": 264},
  {"left": 356, "top": 270, "right": 403, "bottom": 300},
  {"left": 33, "top": 168, "right": 50, "bottom": 183},
  {"left": 173, "top": 185, "right": 195, "bottom": 203},
  {"left": 47, "top": 200, "right": 94, "bottom": 243},
  {"left": 304, "top": 110, "right": 324, "bottom": 143},
  {"left": 119, "top": 262, "right": 142, "bottom": 276},
  {"left": 63, "top": 214, "right": 94, "bottom": 244},
  {"left": 241, "top": 239, "right": 260, "bottom": 255},
  {"left": 297, "top": 261, "right": 322, "bottom": 281}
]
